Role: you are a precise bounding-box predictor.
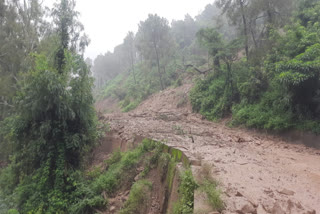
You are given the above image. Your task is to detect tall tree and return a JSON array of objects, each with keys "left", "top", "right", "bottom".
[
  {"left": 0, "top": 0, "right": 96, "bottom": 212},
  {"left": 197, "top": 28, "right": 223, "bottom": 71},
  {"left": 0, "top": 0, "right": 46, "bottom": 119},
  {"left": 216, "top": 0, "right": 250, "bottom": 60},
  {"left": 52, "top": 0, "right": 88, "bottom": 73},
  {"left": 123, "top": 32, "right": 137, "bottom": 83},
  {"left": 136, "top": 14, "right": 174, "bottom": 90}
]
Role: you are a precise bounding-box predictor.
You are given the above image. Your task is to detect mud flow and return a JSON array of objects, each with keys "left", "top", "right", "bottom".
[{"left": 101, "top": 83, "right": 320, "bottom": 214}]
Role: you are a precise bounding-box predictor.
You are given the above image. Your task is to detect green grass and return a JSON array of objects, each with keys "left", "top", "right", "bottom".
[
  {"left": 119, "top": 180, "right": 152, "bottom": 214},
  {"left": 197, "top": 163, "right": 224, "bottom": 212},
  {"left": 173, "top": 169, "right": 198, "bottom": 214},
  {"left": 199, "top": 179, "right": 224, "bottom": 212},
  {"left": 69, "top": 139, "right": 159, "bottom": 213},
  {"left": 91, "top": 139, "right": 158, "bottom": 194}
]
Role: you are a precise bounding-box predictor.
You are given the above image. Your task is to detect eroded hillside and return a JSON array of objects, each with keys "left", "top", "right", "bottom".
[{"left": 100, "top": 83, "right": 320, "bottom": 214}]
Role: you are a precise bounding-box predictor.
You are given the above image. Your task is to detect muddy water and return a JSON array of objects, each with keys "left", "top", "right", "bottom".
[{"left": 103, "top": 84, "right": 320, "bottom": 213}]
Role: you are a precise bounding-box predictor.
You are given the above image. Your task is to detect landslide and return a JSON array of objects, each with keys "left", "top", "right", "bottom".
[{"left": 100, "top": 82, "right": 320, "bottom": 214}]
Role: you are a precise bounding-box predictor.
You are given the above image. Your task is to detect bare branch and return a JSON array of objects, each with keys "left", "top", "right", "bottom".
[{"left": 184, "top": 64, "right": 213, "bottom": 74}]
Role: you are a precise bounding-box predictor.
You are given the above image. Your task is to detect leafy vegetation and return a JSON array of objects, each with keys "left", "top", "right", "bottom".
[
  {"left": 92, "top": 4, "right": 232, "bottom": 112},
  {"left": 197, "top": 163, "right": 224, "bottom": 212},
  {"left": 200, "top": 180, "right": 224, "bottom": 212},
  {"left": 190, "top": 0, "right": 320, "bottom": 134},
  {"left": 119, "top": 180, "right": 152, "bottom": 214},
  {"left": 0, "top": 0, "right": 96, "bottom": 213},
  {"left": 2, "top": 0, "right": 320, "bottom": 213},
  {"left": 173, "top": 169, "right": 198, "bottom": 214}
]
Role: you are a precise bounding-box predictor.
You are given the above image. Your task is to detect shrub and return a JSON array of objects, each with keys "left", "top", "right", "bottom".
[{"left": 173, "top": 169, "right": 198, "bottom": 214}]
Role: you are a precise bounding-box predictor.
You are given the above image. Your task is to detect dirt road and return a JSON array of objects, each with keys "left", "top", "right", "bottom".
[{"left": 103, "top": 84, "right": 320, "bottom": 213}]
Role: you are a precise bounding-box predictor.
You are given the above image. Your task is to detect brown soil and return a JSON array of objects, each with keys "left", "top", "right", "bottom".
[
  {"left": 101, "top": 83, "right": 320, "bottom": 214},
  {"left": 146, "top": 167, "right": 168, "bottom": 214}
]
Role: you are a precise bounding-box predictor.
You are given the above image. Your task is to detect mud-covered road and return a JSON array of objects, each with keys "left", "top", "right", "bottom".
[{"left": 102, "top": 84, "right": 320, "bottom": 214}]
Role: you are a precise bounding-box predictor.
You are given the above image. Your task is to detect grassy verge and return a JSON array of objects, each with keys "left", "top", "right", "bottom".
[
  {"left": 199, "top": 179, "right": 224, "bottom": 212},
  {"left": 197, "top": 163, "right": 224, "bottom": 212},
  {"left": 173, "top": 169, "right": 198, "bottom": 214},
  {"left": 68, "top": 139, "right": 159, "bottom": 213},
  {"left": 119, "top": 180, "right": 152, "bottom": 214}
]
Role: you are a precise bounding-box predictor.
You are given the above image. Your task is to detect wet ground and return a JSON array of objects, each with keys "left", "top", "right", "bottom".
[{"left": 103, "top": 83, "right": 320, "bottom": 213}]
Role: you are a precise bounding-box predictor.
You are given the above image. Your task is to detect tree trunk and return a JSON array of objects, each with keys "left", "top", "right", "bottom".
[
  {"left": 213, "top": 49, "right": 221, "bottom": 73},
  {"left": 153, "top": 43, "right": 164, "bottom": 90},
  {"left": 130, "top": 49, "right": 136, "bottom": 84},
  {"left": 239, "top": 0, "right": 249, "bottom": 61},
  {"left": 226, "top": 61, "right": 234, "bottom": 98},
  {"left": 266, "top": 0, "right": 274, "bottom": 38}
]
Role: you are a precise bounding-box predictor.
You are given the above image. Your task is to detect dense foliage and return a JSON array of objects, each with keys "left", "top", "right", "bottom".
[
  {"left": 92, "top": 4, "right": 230, "bottom": 111},
  {"left": 0, "top": 0, "right": 98, "bottom": 213},
  {"left": 191, "top": 0, "right": 320, "bottom": 133},
  {"left": 2, "top": 0, "right": 320, "bottom": 213}
]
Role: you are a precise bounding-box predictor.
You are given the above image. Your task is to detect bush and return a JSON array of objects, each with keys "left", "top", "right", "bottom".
[
  {"left": 190, "top": 73, "right": 233, "bottom": 120},
  {"left": 173, "top": 169, "right": 198, "bottom": 214}
]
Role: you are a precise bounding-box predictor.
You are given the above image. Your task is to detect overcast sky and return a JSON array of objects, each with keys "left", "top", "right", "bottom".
[{"left": 44, "top": 0, "right": 214, "bottom": 59}]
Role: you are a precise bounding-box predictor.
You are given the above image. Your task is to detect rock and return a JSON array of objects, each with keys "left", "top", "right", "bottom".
[
  {"left": 238, "top": 161, "right": 248, "bottom": 165},
  {"left": 234, "top": 197, "right": 256, "bottom": 214},
  {"left": 190, "top": 158, "right": 202, "bottom": 166},
  {"left": 257, "top": 204, "right": 268, "bottom": 214},
  {"left": 235, "top": 191, "right": 258, "bottom": 207},
  {"left": 121, "top": 196, "right": 128, "bottom": 202},
  {"left": 271, "top": 202, "right": 286, "bottom": 214},
  {"left": 278, "top": 188, "right": 295, "bottom": 196},
  {"left": 305, "top": 210, "right": 316, "bottom": 214},
  {"left": 109, "top": 206, "right": 116, "bottom": 212},
  {"left": 237, "top": 137, "right": 246, "bottom": 143},
  {"left": 235, "top": 191, "right": 243, "bottom": 197},
  {"left": 261, "top": 199, "right": 275, "bottom": 212},
  {"left": 134, "top": 174, "right": 140, "bottom": 181},
  {"left": 214, "top": 158, "right": 222, "bottom": 163}
]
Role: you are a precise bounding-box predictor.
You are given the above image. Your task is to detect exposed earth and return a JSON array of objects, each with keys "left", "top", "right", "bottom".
[{"left": 100, "top": 83, "right": 320, "bottom": 214}]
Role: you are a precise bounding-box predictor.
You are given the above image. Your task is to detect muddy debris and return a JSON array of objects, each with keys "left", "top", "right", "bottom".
[
  {"left": 101, "top": 83, "right": 320, "bottom": 214},
  {"left": 278, "top": 188, "right": 295, "bottom": 196}
]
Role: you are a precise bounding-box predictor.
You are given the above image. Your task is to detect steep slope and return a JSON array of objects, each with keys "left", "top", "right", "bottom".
[{"left": 103, "top": 83, "right": 320, "bottom": 213}]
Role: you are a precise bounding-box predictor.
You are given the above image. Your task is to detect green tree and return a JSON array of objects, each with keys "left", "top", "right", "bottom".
[
  {"left": 0, "top": 0, "right": 97, "bottom": 212},
  {"left": 197, "top": 27, "right": 242, "bottom": 102},
  {"left": 136, "top": 14, "right": 175, "bottom": 90},
  {"left": 0, "top": 0, "right": 46, "bottom": 119},
  {"left": 268, "top": 0, "right": 320, "bottom": 118},
  {"left": 216, "top": 0, "right": 250, "bottom": 60},
  {"left": 123, "top": 31, "right": 137, "bottom": 84}
]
